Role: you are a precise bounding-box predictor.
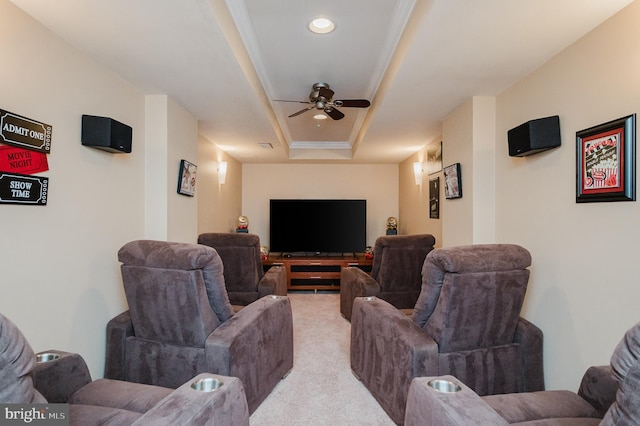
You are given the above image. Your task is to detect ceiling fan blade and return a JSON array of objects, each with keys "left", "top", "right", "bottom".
[
  {"left": 335, "top": 99, "right": 371, "bottom": 108},
  {"left": 288, "top": 106, "right": 314, "bottom": 118},
  {"left": 274, "top": 100, "right": 313, "bottom": 104},
  {"left": 317, "top": 86, "right": 335, "bottom": 101},
  {"left": 324, "top": 107, "right": 345, "bottom": 120}
]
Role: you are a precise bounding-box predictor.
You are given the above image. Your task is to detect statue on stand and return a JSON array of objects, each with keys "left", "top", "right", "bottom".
[
  {"left": 386, "top": 217, "right": 398, "bottom": 235},
  {"left": 236, "top": 215, "right": 249, "bottom": 233}
]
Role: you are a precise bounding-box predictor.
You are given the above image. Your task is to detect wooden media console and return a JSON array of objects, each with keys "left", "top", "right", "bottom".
[{"left": 263, "top": 254, "right": 372, "bottom": 291}]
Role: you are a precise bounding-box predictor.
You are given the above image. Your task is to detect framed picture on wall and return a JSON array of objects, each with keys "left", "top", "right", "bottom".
[
  {"left": 429, "top": 177, "right": 439, "bottom": 219},
  {"left": 426, "top": 141, "right": 443, "bottom": 175},
  {"left": 443, "top": 163, "right": 462, "bottom": 199},
  {"left": 576, "top": 114, "right": 636, "bottom": 203},
  {"left": 177, "top": 159, "right": 197, "bottom": 197}
]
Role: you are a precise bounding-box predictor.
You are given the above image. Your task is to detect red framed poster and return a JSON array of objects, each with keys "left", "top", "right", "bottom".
[{"left": 576, "top": 114, "right": 635, "bottom": 203}]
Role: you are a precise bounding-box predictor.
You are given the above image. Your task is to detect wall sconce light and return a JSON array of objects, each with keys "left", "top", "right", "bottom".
[
  {"left": 218, "top": 161, "right": 227, "bottom": 184},
  {"left": 413, "top": 162, "right": 423, "bottom": 185}
]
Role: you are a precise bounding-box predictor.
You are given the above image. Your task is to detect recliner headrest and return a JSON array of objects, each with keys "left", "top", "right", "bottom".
[
  {"left": 198, "top": 233, "right": 260, "bottom": 248},
  {"left": 374, "top": 234, "right": 436, "bottom": 249},
  {"left": 119, "top": 239, "right": 218, "bottom": 270},
  {"left": 119, "top": 240, "right": 234, "bottom": 322},
  {"left": 427, "top": 244, "right": 531, "bottom": 273}
]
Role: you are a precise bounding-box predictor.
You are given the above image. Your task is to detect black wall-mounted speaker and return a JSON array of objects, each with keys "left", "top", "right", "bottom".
[
  {"left": 508, "top": 115, "right": 561, "bottom": 157},
  {"left": 81, "top": 115, "right": 132, "bottom": 153}
]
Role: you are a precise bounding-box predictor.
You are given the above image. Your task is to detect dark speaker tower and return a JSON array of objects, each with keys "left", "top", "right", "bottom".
[
  {"left": 81, "top": 115, "right": 132, "bottom": 153},
  {"left": 508, "top": 115, "right": 561, "bottom": 157}
]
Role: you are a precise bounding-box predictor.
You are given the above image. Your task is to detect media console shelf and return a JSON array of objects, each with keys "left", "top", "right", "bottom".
[{"left": 263, "top": 254, "right": 373, "bottom": 291}]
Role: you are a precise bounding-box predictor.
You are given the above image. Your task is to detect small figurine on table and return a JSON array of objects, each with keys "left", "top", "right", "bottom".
[
  {"left": 386, "top": 217, "right": 398, "bottom": 235},
  {"left": 364, "top": 246, "right": 373, "bottom": 260},
  {"left": 236, "top": 215, "right": 249, "bottom": 233},
  {"left": 260, "top": 246, "right": 269, "bottom": 261}
]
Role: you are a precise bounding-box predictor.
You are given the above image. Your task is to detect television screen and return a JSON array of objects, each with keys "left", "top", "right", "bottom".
[{"left": 269, "top": 199, "right": 366, "bottom": 254}]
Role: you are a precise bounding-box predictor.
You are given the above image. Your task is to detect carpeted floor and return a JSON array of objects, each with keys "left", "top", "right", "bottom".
[{"left": 249, "top": 292, "right": 395, "bottom": 425}]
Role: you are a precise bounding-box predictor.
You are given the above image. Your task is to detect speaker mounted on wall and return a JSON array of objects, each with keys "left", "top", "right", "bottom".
[
  {"left": 81, "top": 115, "right": 132, "bottom": 153},
  {"left": 508, "top": 115, "right": 561, "bottom": 157}
]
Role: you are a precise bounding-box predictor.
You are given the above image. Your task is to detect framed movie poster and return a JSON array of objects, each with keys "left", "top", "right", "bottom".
[
  {"left": 443, "top": 163, "right": 462, "bottom": 199},
  {"left": 177, "top": 159, "right": 197, "bottom": 197},
  {"left": 576, "top": 114, "right": 636, "bottom": 203},
  {"left": 429, "top": 177, "right": 439, "bottom": 219}
]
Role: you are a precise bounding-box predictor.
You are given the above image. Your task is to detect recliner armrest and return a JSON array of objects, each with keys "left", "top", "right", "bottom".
[
  {"left": 104, "top": 311, "right": 135, "bottom": 380},
  {"left": 133, "top": 373, "right": 250, "bottom": 426},
  {"left": 578, "top": 365, "right": 618, "bottom": 417},
  {"left": 205, "top": 295, "right": 293, "bottom": 413},
  {"left": 32, "top": 350, "right": 92, "bottom": 403},
  {"left": 350, "top": 296, "right": 439, "bottom": 424},
  {"left": 514, "top": 316, "right": 545, "bottom": 391},
  {"left": 258, "top": 265, "right": 287, "bottom": 297},
  {"left": 405, "top": 376, "right": 509, "bottom": 426},
  {"left": 339, "top": 267, "right": 380, "bottom": 320}
]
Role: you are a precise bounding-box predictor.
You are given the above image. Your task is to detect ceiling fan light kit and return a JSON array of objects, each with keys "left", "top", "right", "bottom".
[{"left": 279, "top": 82, "right": 371, "bottom": 121}]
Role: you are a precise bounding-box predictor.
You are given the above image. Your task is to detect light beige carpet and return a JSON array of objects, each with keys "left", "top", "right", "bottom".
[{"left": 249, "top": 292, "right": 395, "bottom": 425}]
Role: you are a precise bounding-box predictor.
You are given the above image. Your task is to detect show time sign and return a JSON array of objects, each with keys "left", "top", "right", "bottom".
[
  {"left": 0, "top": 109, "right": 52, "bottom": 153},
  {"left": 0, "top": 172, "right": 48, "bottom": 205},
  {"left": 0, "top": 145, "right": 49, "bottom": 175}
]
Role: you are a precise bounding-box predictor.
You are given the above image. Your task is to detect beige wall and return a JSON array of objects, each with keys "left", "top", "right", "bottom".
[
  {"left": 4, "top": 0, "right": 639, "bottom": 394},
  {"left": 197, "top": 135, "right": 243, "bottom": 233},
  {"left": 242, "top": 164, "right": 398, "bottom": 250},
  {"left": 0, "top": 2, "right": 202, "bottom": 379},
  {"left": 399, "top": 142, "right": 443, "bottom": 247},
  {"left": 440, "top": 97, "right": 497, "bottom": 246},
  {"left": 166, "top": 97, "right": 199, "bottom": 243},
  {"left": 0, "top": 2, "right": 146, "bottom": 379},
  {"left": 145, "top": 94, "right": 200, "bottom": 243},
  {"left": 471, "top": 97, "right": 497, "bottom": 243},
  {"left": 145, "top": 96, "right": 169, "bottom": 239},
  {"left": 442, "top": 100, "right": 474, "bottom": 245},
  {"left": 493, "top": 1, "right": 640, "bottom": 390},
  {"left": 414, "top": 1, "right": 640, "bottom": 391}
]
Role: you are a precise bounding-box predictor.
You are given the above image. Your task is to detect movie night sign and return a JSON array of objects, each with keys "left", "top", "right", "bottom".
[
  {"left": 0, "top": 109, "right": 52, "bottom": 153},
  {"left": 0, "top": 172, "right": 48, "bottom": 205}
]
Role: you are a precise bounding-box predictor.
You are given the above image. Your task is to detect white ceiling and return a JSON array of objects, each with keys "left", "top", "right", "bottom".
[{"left": 10, "top": 0, "right": 634, "bottom": 163}]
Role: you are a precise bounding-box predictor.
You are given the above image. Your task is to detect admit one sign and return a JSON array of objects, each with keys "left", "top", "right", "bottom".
[
  {"left": 0, "top": 109, "right": 52, "bottom": 205},
  {"left": 0, "top": 109, "right": 52, "bottom": 153}
]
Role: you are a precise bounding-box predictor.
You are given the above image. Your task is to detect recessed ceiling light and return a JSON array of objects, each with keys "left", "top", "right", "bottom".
[
  {"left": 308, "top": 18, "right": 335, "bottom": 34},
  {"left": 313, "top": 114, "right": 327, "bottom": 120}
]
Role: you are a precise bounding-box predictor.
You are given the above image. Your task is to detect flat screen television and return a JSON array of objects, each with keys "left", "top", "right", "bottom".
[{"left": 269, "top": 199, "right": 366, "bottom": 255}]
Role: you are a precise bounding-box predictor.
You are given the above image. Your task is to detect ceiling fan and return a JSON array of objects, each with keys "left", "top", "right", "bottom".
[{"left": 276, "top": 82, "right": 371, "bottom": 120}]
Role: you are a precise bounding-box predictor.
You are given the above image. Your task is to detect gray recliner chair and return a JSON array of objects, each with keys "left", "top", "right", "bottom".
[
  {"left": 198, "top": 233, "right": 287, "bottom": 309},
  {"left": 339, "top": 234, "right": 436, "bottom": 320},
  {"left": 104, "top": 240, "right": 294, "bottom": 414},
  {"left": 404, "top": 320, "right": 640, "bottom": 425},
  {"left": 0, "top": 312, "right": 249, "bottom": 425},
  {"left": 350, "top": 244, "right": 544, "bottom": 424}
]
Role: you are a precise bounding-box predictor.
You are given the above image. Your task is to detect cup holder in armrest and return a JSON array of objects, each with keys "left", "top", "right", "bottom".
[
  {"left": 191, "top": 377, "right": 224, "bottom": 392},
  {"left": 36, "top": 352, "right": 61, "bottom": 363},
  {"left": 427, "top": 379, "right": 461, "bottom": 393}
]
